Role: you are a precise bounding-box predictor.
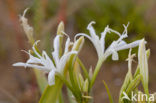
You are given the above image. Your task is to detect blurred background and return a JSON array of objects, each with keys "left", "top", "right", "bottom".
[{"left": 0, "top": 0, "right": 156, "bottom": 103}]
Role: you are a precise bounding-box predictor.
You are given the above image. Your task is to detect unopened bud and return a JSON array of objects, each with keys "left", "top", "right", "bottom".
[
  {"left": 57, "top": 21, "right": 64, "bottom": 36},
  {"left": 146, "top": 49, "right": 150, "bottom": 59},
  {"left": 89, "top": 67, "right": 93, "bottom": 79},
  {"left": 83, "top": 79, "right": 89, "bottom": 93},
  {"left": 78, "top": 74, "right": 84, "bottom": 91},
  {"left": 72, "top": 36, "right": 84, "bottom": 52}
]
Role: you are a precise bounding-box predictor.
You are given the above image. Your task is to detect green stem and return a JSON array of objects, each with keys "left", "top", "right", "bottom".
[
  {"left": 144, "top": 84, "right": 150, "bottom": 103},
  {"left": 33, "top": 69, "right": 48, "bottom": 93},
  {"left": 77, "top": 58, "right": 89, "bottom": 81},
  {"left": 68, "top": 55, "right": 82, "bottom": 102},
  {"left": 56, "top": 73, "right": 81, "bottom": 103},
  {"left": 90, "top": 59, "right": 103, "bottom": 90}
]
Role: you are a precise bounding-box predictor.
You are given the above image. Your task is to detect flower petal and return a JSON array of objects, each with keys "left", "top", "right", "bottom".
[
  {"left": 52, "top": 35, "right": 61, "bottom": 66},
  {"left": 32, "top": 40, "right": 42, "bottom": 58},
  {"left": 64, "top": 37, "right": 70, "bottom": 54},
  {"left": 61, "top": 32, "right": 71, "bottom": 54},
  {"left": 26, "top": 50, "right": 42, "bottom": 64},
  {"left": 42, "top": 51, "right": 55, "bottom": 70},
  {"left": 48, "top": 70, "right": 56, "bottom": 85},
  {"left": 58, "top": 51, "right": 77, "bottom": 72},
  {"left": 100, "top": 25, "right": 110, "bottom": 53},
  {"left": 112, "top": 50, "right": 119, "bottom": 60},
  {"left": 116, "top": 40, "right": 141, "bottom": 51},
  {"left": 75, "top": 33, "right": 92, "bottom": 42},
  {"left": 87, "top": 21, "right": 99, "bottom": 40},
  {"left": 13, "top": 62, "right": 49, "bottom": 71}
]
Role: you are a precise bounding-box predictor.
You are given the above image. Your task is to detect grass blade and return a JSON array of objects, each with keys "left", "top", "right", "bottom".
[{"left": 103, "top": 80, "right": 114, "bottom": 103}]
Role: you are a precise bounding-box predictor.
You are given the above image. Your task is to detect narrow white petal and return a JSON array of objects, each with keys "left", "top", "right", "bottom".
[
  {"left": 42, "top": 51, "right": 55, "bottom": 70},
  {"left": 103, "top": 41, "right": 117, "bottom": 60},
  {"left": 75, "top": 33, "right": 92, "bottom": 42},
  {"left": 13, "top": 62, "right": 49, "bottom": 71},
  {"left": 64, "top": 37, "right": 70, "bottom": 54},
  {"left": 87, "top": 21, "right": 99, "bottom": 40},
  {"left": 100, "top": 25, "right": 109, "bottom": 52},
  {"left": 21, "top": 50, "right": 42, "bottom": 64},
  {"left": 116, "top": 40, "right": 141, "bottom": 51},
  {"left": 118, "top": 41, "right": 127, "bottom": 47},
  {"left": 32, "top": 40, "right": 42, "bottom": 58},
  {"left": 53, "top": 35, "right": 61, "bottom": 54},
  {"left": 109, "top": 40, "right": 127, "bottom": 52},
  {"left": 112, "top": 50, "right": 119, "bottom": 60},
  {"left": 75, "top": 33, "right": 103, "bottom": 58},
  {"left": 27, "top": 51, "right": 42, "bottom": 64},
  {"left": 27, "top": 55, "right": 41, "bottom": 64},
  {"left": 109, "top": 28, "right": 121, "bottom": 36},
  {"left": 52, "top": 35, "right": 61, "bottom": 66},
  {"left": 58, "top": 51, "right": 77, "bottom": 72},
  {"left": 48, "top": 70, "right": 56, "bottom": 86},
  {"left": 121, "top": 22, "right": 129, "bottom": 36},
  {"left": 13, "top": 62, "right": 27, "bottom": 67},
  {"left": 116, "top": 34, "right": 128, "bottom": 44}
]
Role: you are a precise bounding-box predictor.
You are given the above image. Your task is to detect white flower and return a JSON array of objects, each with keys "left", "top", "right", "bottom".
[
  {"left": 75, "top": 21, "right": 141, "bottom": 60},
  {"left": 13, "top": 35, "right": 77, "bottom": 85}
]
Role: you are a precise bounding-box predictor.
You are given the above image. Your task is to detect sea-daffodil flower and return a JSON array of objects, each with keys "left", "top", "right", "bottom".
[
  {"left": 75, "top": 21, "right": 141, "bottom": 60},
  {"left": 13, "top": 35, "right": 77, "bottom": 85}
]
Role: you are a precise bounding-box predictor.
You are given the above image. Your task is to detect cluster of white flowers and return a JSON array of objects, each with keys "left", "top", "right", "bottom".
[
  {"left": 13, "top": 20, "right": 142, "bottom": 86},
  {"left": 13, "top": 35, "right": 77, "bottom": 85},
  {"left": 76, "top": 21, "right": 141, "bottom": 61}
]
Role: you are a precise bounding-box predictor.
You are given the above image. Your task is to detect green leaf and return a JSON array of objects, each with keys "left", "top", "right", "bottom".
[
  {"left": 33, "top": 69, "right": 48, "bottom": 93},
  {"left": 57, "top": 91, "right": 64, "bottom": 103},
  {"left": 39, "top": 77, "right": 63, "bottom": 103},
  {"left": 119, "top": 71, "right": 132, "bottom": 103},
  {"left": 103, "top": 80, "right": 114, "bottom": 103},
  {"left": 126, "top": 74, "right": 141, "bottom": 94},
  {"left": 67, "top": 88, "right": 77, "bottom": 103},
  {"left": 77, "top": 58, "right": 89, "bottom": 81},
  {"left": 134, "top": 66, "right": 140, "bottom": 78}
]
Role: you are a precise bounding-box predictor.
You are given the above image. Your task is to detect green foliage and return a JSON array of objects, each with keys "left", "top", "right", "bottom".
[
  {"left": 33, "top": 69, "right": 48, "bottom": 93},
  {"left": 103, "top": 80, "right": 114, "bottom": 103},
  {"left": 119, "top": 41, "right": 150, "bottom": 103},
  {"left": 39, "top": 78, "right": 63, "bottom": 103}
]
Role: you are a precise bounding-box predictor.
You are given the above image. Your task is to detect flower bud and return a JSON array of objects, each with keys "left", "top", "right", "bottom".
[
  {"left": 57, "top": 21, "right": 64, "bottom": 36},
  {"left": 89, "top": 67, "right": 93, "bottom": 79},
  {"left": 78, "top": 74, "right": 84, "bottom": 91},
  {"left": 72, "top": 36, "right": 84, "bottom": 52},
  {"left": 83, "top": 79, "right": 89, "bottom": 93},
  {"left": 146, "top": 49, "right": 150, "bottom": 59},
  {"left": 56, "top": 21, "right": 64, "bottom": 55}
]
